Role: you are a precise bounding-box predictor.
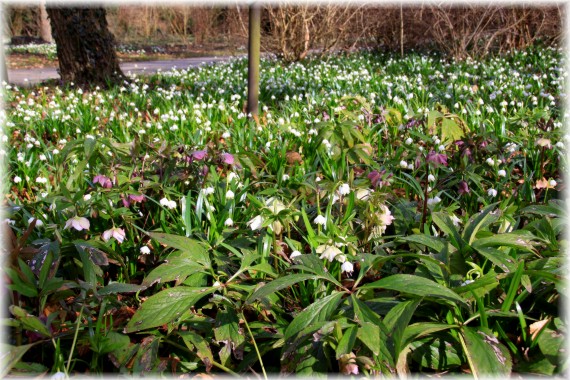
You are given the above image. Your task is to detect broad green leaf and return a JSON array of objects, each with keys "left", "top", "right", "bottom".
[
  {"left": 460, "top": 326, "right": 512, "bottom": 377},
  {"left": 98, "top": 282, "right": 145, "bottom": 295},
  {"left": 142, "top": 257, "right": 204, "bottom": 287},
  {"left": 399, "top": 234, "right": 446, "bottom": 253},
  {"left": 180, "top": 330, "right": 214, "bottom": 372},
  {"left": 401, "top": 322, "right": 458, "bottom": 348},
  {"left": 432, "top": 212, "right": 464, "bottom": 250},
  {"left": 284, "top": 291, "right": 346, "bottom": 341},
  {"left": 125, "top": 287, "right": 215, "bottom": 332},
  {"left": 214, "top": 308, "right": 245, "bottom": 360},
  {"left": 91, "top": 331, "right": 130, "bottom": 354},
  {"left": 362, "top": 274, "right": 468, "bottom": 309},
  {"left": 453, "top": 271, "right": 501, "bottom": 300},
  {"left": 471, "top": 246, "right": 517, "bottom": 273},
  {"left": 351, "top": 296, "right": 391, "bottom": 360},
  {"left": 427, "top": 110, "right": 443, "bottom": 132},
  {"left": 441, "top": 116, "right": 465, "bottom": 143},
  {"left": 147, "top": 232, "right": 210, "bottom": 267},
  {"left": 9, "top": 306, "right": 51, "bottom": 337},
  {"left": 291, "top": 254, "right": 342, "bottom": 286},
  {"left": 6, "top": 268, "right": 37, "bottom": 298},
  {"left": 462, "top": 203, "right": 500, "bottom": 245},
  {"left": 410, "top": 337, "right": 463, "bottom": 370},
  {"left": 336, "top": 325, "right": 358, "bottom": 359},
  {"left": 247, "top": 273, "right": 316, "bottom": 304},
  {"left": 383, "top": 299, "right": 421, "bottom": 359},
  {"left": 472, "top": 232, "right": 537, "bottom": 253},
  {"left": 0, "top": 343, "right": 35, "bottom": 377}
]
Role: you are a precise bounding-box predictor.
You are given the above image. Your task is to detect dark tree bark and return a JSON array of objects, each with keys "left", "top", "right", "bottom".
[{"left": 46, "top": 6, "right": 126, "bottom": 87}]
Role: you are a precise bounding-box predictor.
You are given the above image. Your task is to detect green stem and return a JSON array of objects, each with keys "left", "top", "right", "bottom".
[
  {"left": 65, "top": 304, "right": 84, "bottom": 375},
  {"left": 242, "top": 313, "right": 267, "bottom": 380}
]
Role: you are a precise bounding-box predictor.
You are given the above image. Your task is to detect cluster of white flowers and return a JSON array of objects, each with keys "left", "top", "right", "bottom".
[{"left": 160, "top": 197, "right": 177, "bottom": 209}]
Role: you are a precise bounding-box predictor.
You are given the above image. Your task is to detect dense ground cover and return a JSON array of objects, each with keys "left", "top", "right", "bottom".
[{"left": 1, "top": 46, "right": 566, "bottom": 376}]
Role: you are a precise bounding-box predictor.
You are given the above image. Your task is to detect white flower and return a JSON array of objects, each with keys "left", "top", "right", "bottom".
[
  {"left": 486, "top": 157, "right": 495, "bottom": 166},
  {"left": 247, "top": 215, "right": 264, "bottom": 230},
  {"left": 140, "top": 246, "right": 151, "bottom": 255},
  {"left": 28, "top": 217, "right": 43, "bottom": 228},
  {"left": 317, "top": 245, "right": 342, "bottom": 262},
  {"left": 497, "top": 169, "right": 507, "bottom": 177},
  {"left": 51, "top": 372, "right": 66, "bottom": 380},
  {"left": 36, "top": 176, "right": 48, "bottom": 184},
  {"left": 202, "top": 187, "right": 215, "bottom": 196},
  {"left": 102, "top": 227, "right": 126, "bottom": 243},
  {"left": 290, "top": 250, "right": 302, "bottom": 259},
  {"left": 400, "top": 160, "right": 408, "bottom": 169},
  {"left": 427, "top": 196, "right": 442, "bottom": 206},
  {"left": 83, "top": 194, "right": 92, "bottom": 201},
  {"left": 488, "top": 188, "right": 498, "bottom": 197},
  {"left": 227, "top": 172, "right": 239, "bottom": 182},
  {"left": 341, "top": 261, "right": 354, "bottom": 274},
  {"left": 378, "top": 205, "right": 395, "bottom": 226},
  {"left": 224, "top": 217, "right": 234, "bottom": 227},
  {"left": 450, "top": 214, "right": 462, "bottom": 227},
  {"left": 64, "top": 216, "right": 90, "bottom": 231},
  {"left": 13, "top": 176, "right": 22, "bottom": 183},
  {"left": 282, "top": 174, "right": 290, "bottom": 181},
  {"left": 549, "top": 179, "right": 557, "bottom": 187},
  {"left": 160, "top": 198, "right": 177, "bottom": 209},
  {"left": 314, "top": 215, "right": 327, "bottom": 226},
  {"left": 428, "top": 174, "right": 436, "bottom": 182},
  {"left": 405, "top": 137, "right": 413, "bottom": 145},
  {"left": 225, "top": 190, "right": 235, "bottom": 199},
  {"left": 338, "top": 183, "right": 351, "bottom": 196}
]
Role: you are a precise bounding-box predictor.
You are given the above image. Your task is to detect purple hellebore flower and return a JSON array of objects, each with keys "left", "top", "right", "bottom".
[
  {"left": 426, "top": 151, "right": 448, "bottom": 166},
  {"left": 458, "top": 180, "right": 470, "bottom": 195},
  {"left": 122, "top": 193, "right": 145, "bottom": 207},
  {"left": 221, "top": 153, "right": 235, "bottom": 165},
  {"left": 93, "top": 174, "right": 112, "bottom": 188}
]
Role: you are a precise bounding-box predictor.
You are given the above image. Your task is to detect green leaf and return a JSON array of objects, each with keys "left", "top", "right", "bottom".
[
  {"left": 453, "top": 271, "right": 501, "bottom": 300},
  {"left": 147, "top": 232, "right": 210, "bottom": 267},
  {"left": 9, "top": 306, "right": 51, "bottom": 338},
  {"left": 180, "top": 331, "right": 214, "bottom": 372},
  {"left": 125, "top": 287, "right": 215, "bottom": 332},
  {"left": 441, "top": 116, "right": 465, "bottom": 143},
  {"left": 142, "top": 257, "right": 205, "bottom": 287},
  {"left": 0, "top": 343, "right": 35, "bottom": 377},
  {"left": 91, "top": 331, "right": 130, "bottom": 354},
  {"left": 98, "top": 282, "right": 145, "bottom": 295},
  {"left": 460, "top": 326, "right": 512, "bottom": 377},
  {"left": 472, "top": 232, "right": 537, "bottom": 253},
  {"left": 462, "top": 203, "right": 500, "bottom": 245},
  {"left": 383, "top": 299, "right": 420, "bottom": 359},
  {"left": 246, "top": 273, "right": 316, "bottom": 304},
  {"left": 351, "top": 295, "right": 391, "bottom": 361},
  {"left": 401, "top": 322, "right": 458, "bottom": 348},
  {"left": 472, "top": 245, "right": 517, "bottom": 273},
  {"left": 399, "top": 234, "right": 446, "bottom": 253},
  {"left": 214, "top": 308, "right": 245, "bottom": 360},
  {"left": 362, "top": 274, "right": 468, "bottom": 309},
  {"left": 284, "top": 291, "right": 346, "bottom": 341},
  {"left": 432, "top": 212, "right": 464, "bottom": 250},
  {"left": 336, "top": 325, "right": 358, "bottom": 359}
]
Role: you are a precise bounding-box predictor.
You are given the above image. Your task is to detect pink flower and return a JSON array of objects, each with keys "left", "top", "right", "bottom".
[
  {"left": 93, "top": 174, "right": 113, "bottom": 188},
  {"left": 102, "top": 227, "right": 126, "bottom": 243},
  {"left": 190, "top": 150, "right": 208, "bottom": 161},
  {"left": 458, "top": 180, "right": 470, "bottom": 195},
  {"left": 426, "top": 151, "right": 448, "bottom": 166},
  {"left": 221, "top": 153, "right": 235, "bottom": 165},
  {"left": 64, "top": 216, "right": 90, "bottom": 231},
  {"left": 122, "top": 193, "right": 145, "bottom": 207}
]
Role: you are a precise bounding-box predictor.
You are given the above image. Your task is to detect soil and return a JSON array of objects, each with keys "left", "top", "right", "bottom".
[{"left": 6, "top": 43, "right": 242, "bottom": 70}]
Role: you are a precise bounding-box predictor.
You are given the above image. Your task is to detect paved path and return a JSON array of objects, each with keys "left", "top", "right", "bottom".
[{"left": 6, "top": 55, "right": 237, "bottom": 87}]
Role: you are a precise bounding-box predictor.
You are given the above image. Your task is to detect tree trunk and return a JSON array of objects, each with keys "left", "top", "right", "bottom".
[
  {"left": 46, "top": 6, "right": 126, "bottom": 87},
  {"left": 247, "top": 3, "right": 261, "bottom": 119},
  {"left": 39, "top": 0, "right": 52, "bottom": 43}
]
